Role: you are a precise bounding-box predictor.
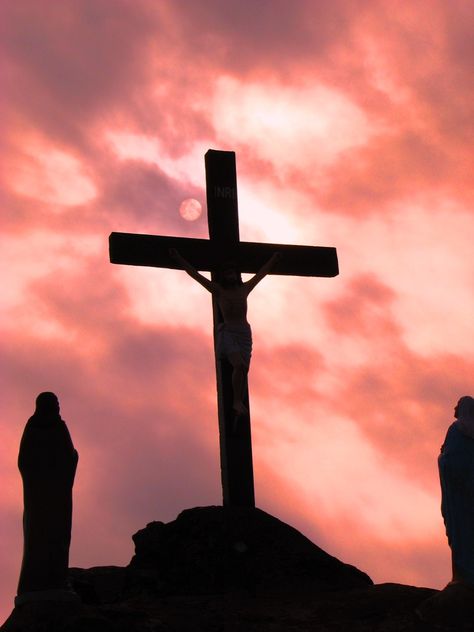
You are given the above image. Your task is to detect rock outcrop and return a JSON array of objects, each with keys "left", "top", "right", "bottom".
[
  {"left": 2, "top": 506, "right": 472, "bottom": 631},
  {"left": 128, "top": 505, "right": 372, "bottom": 595}
]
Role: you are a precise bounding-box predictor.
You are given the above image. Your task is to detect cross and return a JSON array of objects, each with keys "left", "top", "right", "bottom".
[{"left": 109, "top": 150, "right": 338, "bottom": 508}]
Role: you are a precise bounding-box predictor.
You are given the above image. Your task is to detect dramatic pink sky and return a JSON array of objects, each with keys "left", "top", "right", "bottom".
[{"left": 1, "top": 0, "right": 473, "bottom": 620}]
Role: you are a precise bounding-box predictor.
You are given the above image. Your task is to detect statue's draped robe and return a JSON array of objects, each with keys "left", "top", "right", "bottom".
[
  {"left": 439, "top": 422, "right": 474, "bottom": 585},
  {"left": 17, "top": 413, "right": 78, "bottom": 594}
]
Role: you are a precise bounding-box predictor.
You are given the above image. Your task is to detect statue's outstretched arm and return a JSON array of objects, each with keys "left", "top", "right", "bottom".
[
  {"left": 169, "top": 248, "right": 218, "bottom": 294},
  {"left": 245, "top": 252, "right": 281, "bottom": 293}
]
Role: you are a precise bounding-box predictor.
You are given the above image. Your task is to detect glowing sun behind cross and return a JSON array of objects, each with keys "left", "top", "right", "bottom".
[{"left": 179, "top": 198, "right": 202, "bottom": 221}]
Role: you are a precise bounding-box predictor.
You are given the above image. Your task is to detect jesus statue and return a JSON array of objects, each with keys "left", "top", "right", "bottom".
[{"left": 169, "top": 248, "right": 280, "bottom": 418}]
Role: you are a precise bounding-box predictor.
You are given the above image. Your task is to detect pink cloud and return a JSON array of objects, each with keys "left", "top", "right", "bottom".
[{"left": 322, "top": 274, "right": 472, "bottom": 483}]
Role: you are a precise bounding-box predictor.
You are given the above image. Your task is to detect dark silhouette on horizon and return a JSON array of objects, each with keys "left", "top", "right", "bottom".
[
  {"left": 439, "top": 395, "right": 474, "bottom": 585},
  {"left": 16, "top": 392, "right": 78, "bottom": 605},
  {"left": 109, "top": 149, "right": 339, "bottom": 508},
  {"left": 417, "top": 395, "right": 474, "bottom": 622},
  {"left": 169, "top": 248, "right": 281, "bottom": 419}
]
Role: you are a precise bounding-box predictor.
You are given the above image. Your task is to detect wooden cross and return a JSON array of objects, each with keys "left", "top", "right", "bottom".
[{"left": 109, "top": 150, "right": 338, "bottom": 508}]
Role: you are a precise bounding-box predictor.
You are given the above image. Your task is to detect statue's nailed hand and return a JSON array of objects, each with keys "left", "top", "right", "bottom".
[{"left": 270, "top": 252, "right": 282, "bottom": 267}]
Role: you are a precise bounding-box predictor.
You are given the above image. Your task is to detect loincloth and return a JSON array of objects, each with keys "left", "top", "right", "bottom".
[{"left": 216, "top": 323, "right": 252, "bottom": 366}]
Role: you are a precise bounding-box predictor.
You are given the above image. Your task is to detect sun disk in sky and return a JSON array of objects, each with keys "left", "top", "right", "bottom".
[{"left": 179, "top": 198, "right": 202, "bottom": 221}]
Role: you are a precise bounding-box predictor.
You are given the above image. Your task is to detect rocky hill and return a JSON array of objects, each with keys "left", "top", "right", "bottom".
[{"left": 2, "top": 506, "right": 473, "bottom": 631}]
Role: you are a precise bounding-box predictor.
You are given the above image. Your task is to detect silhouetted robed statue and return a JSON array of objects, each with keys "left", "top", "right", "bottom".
[
  {"left": 439, "top": 395, "right": 474, "bottom": 586},
  {"left": 16, "top": 392, "right": 79, "bottom": 605},
  {"left": 417, "top": 395, "right": 474, "bottom": 623}
]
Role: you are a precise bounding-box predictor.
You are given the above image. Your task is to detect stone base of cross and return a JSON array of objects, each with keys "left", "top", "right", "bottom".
[{"left": 109, "top": 150, "right": 338, "bottom": 507}]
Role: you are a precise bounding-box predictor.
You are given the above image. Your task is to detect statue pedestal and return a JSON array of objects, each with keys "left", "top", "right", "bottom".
[{"left": 15, "top": 589, "right": 81, "bottom": 606}]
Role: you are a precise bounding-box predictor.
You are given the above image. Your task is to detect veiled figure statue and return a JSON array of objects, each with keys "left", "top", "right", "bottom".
[{"left": 16, "top": 392, "right": 79, "bottom": 605}]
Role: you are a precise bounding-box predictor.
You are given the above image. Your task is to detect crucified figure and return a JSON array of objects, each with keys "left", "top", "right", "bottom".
[{"left": 169, "top": 248, "right": 281, "bottom": 419}]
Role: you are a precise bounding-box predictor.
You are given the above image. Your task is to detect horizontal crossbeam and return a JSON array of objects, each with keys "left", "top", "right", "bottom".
[{"left": 109, "top": 232, "right": 339, "bottom": 278}]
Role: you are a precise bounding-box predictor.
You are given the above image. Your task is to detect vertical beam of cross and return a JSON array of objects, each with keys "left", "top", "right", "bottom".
[{"left": 205, "top": 150, "right": 255, "bottom": 507}]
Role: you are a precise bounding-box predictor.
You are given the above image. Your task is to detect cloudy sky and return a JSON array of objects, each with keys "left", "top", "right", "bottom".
[{"left": 1, "top": 0, "right": 473, "bottom": 619}]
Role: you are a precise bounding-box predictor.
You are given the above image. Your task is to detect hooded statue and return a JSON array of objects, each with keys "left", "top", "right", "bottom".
[
  {"left": 439, "top": 395, "right": 474, "bottom": 586},
  {"left": 16, "top": 392, "right": 79, "bottom": 603}
]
